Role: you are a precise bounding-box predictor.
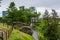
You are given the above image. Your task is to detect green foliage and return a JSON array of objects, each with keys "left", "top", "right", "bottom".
[
  {"left": 0, "top": 23, "right": 12, "bottom": 29},
  {"left": 3, "top": 2, "right": 40, "bottom": 24},
  {"left": 8, "top": 29, "right": 34, "bottom": 40},
  {"left": 20, "top": 27, "right": 33, "bottom": 35},
  {"left": 9, "top": 2, "right": 15, "bottom": 8},
  {"left": 33, "top": 9, "right": 59, "bottom": 40},
  {"left": 2, "top": 1, "right": 60, "bottom": 40},
  {"left": 4, "top": 2, "right": 18, "bottom": 22},
  {"left": 34, "top": 19, "right": 48, "bottom": 40}
]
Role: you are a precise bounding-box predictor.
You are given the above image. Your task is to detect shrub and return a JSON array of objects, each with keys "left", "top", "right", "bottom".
[{"left": 20, "top": 27, "right": 33, "bottom": 35}]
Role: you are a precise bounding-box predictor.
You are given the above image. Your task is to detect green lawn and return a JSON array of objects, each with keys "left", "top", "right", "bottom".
[
  {"left": 58, "top": 25, "right": 60, "bottom": 36},
  {"left": 0, "top": 23, "right": 34, "bottom": 40},
  {"left": 8, "top": 29, "right": 34, "bottom": 40},
  {"left": 0, "top": 23, "right": 12, "bottom": 30}
]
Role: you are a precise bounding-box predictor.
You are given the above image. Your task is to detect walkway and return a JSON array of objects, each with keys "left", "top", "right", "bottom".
[
  {"left": 32, "top": 30, "right": 39, "bottom": 40},
  {"left": 30, "top": 23, "right": 39, "bottom": 40}
]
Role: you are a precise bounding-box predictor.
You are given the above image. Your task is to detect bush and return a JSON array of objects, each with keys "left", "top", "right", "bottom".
[
  {"left": 8, "top": 29, "right": 34, "bottom": 40},
  {"left": 20, "top": 27, "right": 33, "bottom": 35}
]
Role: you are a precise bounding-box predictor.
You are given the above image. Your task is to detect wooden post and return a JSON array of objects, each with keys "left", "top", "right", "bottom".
[
  {"left": 8, "top": 31, "right": 9, "bottom": 38},
  {"left": 6, "top": 32, "right": 7, "bottom": 40},
  {"left": 2, "top": 32, "right": 3, "bottom": 40},
  {"left": 0, "top": 31, "right": 4, "bottom": 40}
]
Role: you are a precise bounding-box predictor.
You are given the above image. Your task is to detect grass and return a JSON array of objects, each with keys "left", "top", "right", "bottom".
[
  {"left": 58, "top": 25, "right": 60, "bottom": 36},
  {"left": 0, "top": 23, "right": 12, "bottom": 30},
  {"left": 8, "top": 29, "right": 34, "bottom": 40},
  {"left": 0, "top": 23, "right": 34, "bottom": 40}
]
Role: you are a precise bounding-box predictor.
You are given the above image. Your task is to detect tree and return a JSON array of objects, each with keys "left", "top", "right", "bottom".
[
  {"left": 5, "top": 2, "right": 18, "bottom": 30},
  {"left": 3, "top": 2, "right": 40, "bottom": 27},
  {"left": 6, "top": 2, "right": 16, "bottom": 21},
  {"left": 43, "top": 10, "right": 50, "bottom": 31},
  {"left": 44, "top": 9, "right": 59, "bottom": 40},
  {"left": 17, "top": 6, "right": 39, "bottom": 24},
  {"left": 50, "top": 9, "right": 59, "bottom": 40},
  {"left": 43, "top": 10, "right": 50, "bottom": 22},
  {"left": 29, "top": 7, "right": 35, "bottom": 13}
]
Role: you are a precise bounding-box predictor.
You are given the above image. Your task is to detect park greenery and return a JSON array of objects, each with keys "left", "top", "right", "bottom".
[
  {"left": 8, "top": 29, "right": 34, "bottom": 40},
  {"left": 0, "top": 2, "right": 60, "bottom": 40},
  {"left": 0, "top": 23, "right": 34, "bottom": 40},
  {"left": 34, "top": 10, "right": 60, "bottom": 40},
  {"left": 2, "top": 2, "right": 40, "bottom": 24}
]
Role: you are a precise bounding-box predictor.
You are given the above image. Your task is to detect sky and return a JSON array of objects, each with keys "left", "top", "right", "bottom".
[{"left": 0, "top": 0, "right": 60, "bottom": 17}]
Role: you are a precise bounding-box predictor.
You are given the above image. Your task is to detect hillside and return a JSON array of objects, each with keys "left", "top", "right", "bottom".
[
  {"left": 8, "top": 29, "right": 34, "bottom": 40},
  {"left": 0, "top": 23, "right": 34, "bottom": 40}
]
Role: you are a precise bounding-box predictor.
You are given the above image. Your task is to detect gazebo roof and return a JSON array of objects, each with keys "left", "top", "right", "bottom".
[{"left": 31, "top": 17, "right": 37, "bottom": 20}]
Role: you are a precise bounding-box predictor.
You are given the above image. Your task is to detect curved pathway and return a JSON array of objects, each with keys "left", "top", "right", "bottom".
[
  {"left": 32, "top": 30, "right": 39, "bottom": 40},
  {"left": 29, "top": 23, "right": 39, "bottom": 40}
]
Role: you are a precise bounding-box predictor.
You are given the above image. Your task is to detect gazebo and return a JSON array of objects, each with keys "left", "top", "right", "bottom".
[
  {"left": 31, "top": 16, "right": 38, "bottom": 23},
  {"left": 31, "top": 13, "right": 40, "bottom": 25}
]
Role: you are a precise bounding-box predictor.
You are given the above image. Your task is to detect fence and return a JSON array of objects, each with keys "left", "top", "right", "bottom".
[{"left": 0, "top": 28, "right": 12, "bottom": 40}]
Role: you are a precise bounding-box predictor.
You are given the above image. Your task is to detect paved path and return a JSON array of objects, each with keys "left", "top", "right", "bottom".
[
  {"left": 32, "top": 30, "right": 39, "bottom": 40},
  {"left": 30, "top": 23, "right": 39, "bottom": 40}
]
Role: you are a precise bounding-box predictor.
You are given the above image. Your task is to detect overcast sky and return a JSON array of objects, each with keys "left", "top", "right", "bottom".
[{"left": 0, "top": 0, "right": 60, "bottom": 17}]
